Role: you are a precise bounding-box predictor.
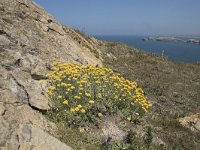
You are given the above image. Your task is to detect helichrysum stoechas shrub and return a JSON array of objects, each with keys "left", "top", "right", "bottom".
[{"left": 46, "top": 62, "right": 152, "bottom": 127}]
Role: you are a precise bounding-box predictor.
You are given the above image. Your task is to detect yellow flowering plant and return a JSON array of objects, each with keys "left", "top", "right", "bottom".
[{"left": 46, "top": 62, "right": 152, "bottom": 127}]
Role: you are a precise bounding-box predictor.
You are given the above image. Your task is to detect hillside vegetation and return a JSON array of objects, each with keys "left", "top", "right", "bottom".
[
  {"left": 47, "top": 29, "right": 200, "bottom": 150},
  {"left": 1, "top": 0, "right": 199, "bottom": 149},
  {"left": 101, "top": 41, "right": 200, "bottom": 149}
]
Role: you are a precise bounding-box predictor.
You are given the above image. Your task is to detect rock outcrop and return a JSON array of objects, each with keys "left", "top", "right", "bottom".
[
  {"left": 179, "top": 114, "right": 200, "bottom": 132},
  {"left": 0, "top": 0, "right": 102, "bottom": 149},
  {"left": 186, "top": 39, "right": 200, "bottom": 45}
]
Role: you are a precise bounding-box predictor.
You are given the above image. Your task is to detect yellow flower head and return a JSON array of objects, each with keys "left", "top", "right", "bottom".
[
  {"left": 135, "top": 112, "right": 139, "bottom": 116},
  {"left": 48, "top": 86, "right": 55, "bottom": 91},
  {"left": 98, "top": 113, "right": 103, "bottom": 117},
  {"left": 127, "top": 116, "right": 131, "bottom": 121},
  {"left": 79, "top": 127, "right": 85, "bottom": 133},
  {"left": 98, "top": 93, "right": 102, "bottom": 98},
  {"left": 47, "top": 91, "right": 54, "bottom": 96},
  {"left": 60, "top": 83, "right": 66, "bottom": 86},
  {"left": 58, "top": 95, "right": 62, "bottom": 99},
  {"left": 122, "top": 94, "right": 126, "bottom": 97},
  {"left": 63, "top": 100, "right": 68, "bottom": 105},
  {"left": 75, "top": 107, "right": 80, "bottom": 112},
  {"left": 89, "top": 100, "right": 94, "bottom": 104},
  {"left": 77, "top": 104, "right": 82, "bottom": 108},
  {"left": 95, "top": 81, "right": 100, "bottom": 84},
  {"left": 80, "top": 109, "right": 86, "bottom": 113},
  {"left": 70, "top": 108, "right": 75, "bottom": 113},
  {"left": 74, "top": 96, "right": 81, "bottom": 99},
  {"left": 85, "top": 93, "right": 91, "bottom": 97},
  {"left": 148, "top": 103, "right": 152, "bottom": 107},
  {"left": 70, "top": 86, "right": 75, "bottom": 90}
]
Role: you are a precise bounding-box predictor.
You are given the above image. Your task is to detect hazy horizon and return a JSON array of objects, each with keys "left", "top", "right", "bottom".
[
  {"left": 93, "top": 34, "right": 200, "bottom": 37},
  {"left": 34, "top": 0, "right": 200, "bottom": 36}
]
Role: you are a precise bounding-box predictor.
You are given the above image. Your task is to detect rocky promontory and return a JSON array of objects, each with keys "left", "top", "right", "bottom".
[{"left": 143, "top": 36, "right": 200, "bottom": 45}]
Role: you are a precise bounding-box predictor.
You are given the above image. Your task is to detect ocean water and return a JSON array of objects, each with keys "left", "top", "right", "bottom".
[{"left": 95, "top": 35, "right": 200, "bottom": 63}]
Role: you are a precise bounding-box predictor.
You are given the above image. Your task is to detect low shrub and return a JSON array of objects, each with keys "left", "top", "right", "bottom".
[{"left": 46, "top": 62, "right": 152, "bottom": 128}]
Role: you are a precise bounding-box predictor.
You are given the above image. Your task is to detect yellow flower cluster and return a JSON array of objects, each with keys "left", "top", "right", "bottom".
[{"left": 47, "top": 62, "right": 152, "bottom": 126}]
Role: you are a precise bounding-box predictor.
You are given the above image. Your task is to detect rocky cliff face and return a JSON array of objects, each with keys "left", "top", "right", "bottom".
[{"left": 0, "top": 0, "right": 102, "bottom": 149}]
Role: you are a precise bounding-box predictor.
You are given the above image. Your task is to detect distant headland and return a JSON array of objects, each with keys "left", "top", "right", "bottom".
[{"left": 142, "top": 36, "right": 200, "bottom": 45}]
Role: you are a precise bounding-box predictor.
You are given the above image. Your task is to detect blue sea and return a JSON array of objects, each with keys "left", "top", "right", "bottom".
[{"left": 95, "top": 35, "right": 200, "bottom": 63}]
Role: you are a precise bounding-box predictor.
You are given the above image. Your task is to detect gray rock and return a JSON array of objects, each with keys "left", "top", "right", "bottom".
[
  {"left": 30, "top": 126, "right": 73, "bottom": 150},
  {"left": 48, "top": 22, "right": 65, "bottom": 35},
  {"left": 179, "top": 114, "right": 200, "bottom": 132},
  {"left": 28, "top": 80, "right": 49, "bottom": 110},
  {"left": 27, "top": 48, "right": 40, "bottom": 56},
  {"left": 0, "top": 102, "right": 6, "bottom": 115},
  {"left": 0, "top": 117, "right": 11, "bottom": 148},
  {"left": 16, "top": 124, "right": 73, "bottom": 150},
  {"left": 21, "top": 124, "right": 31, "bottom": 142},
  {"left": 31, "top": 62, "right": 48, "bottom": 80},
  {"left": 9, "top": 75, "right": 29, "bottom": 104},
  {"left": 0, "top": 0, "right": 102, "bottom": 149},
  {"left": 0, "top": 35, "right": 10, "bottom": 46},
  {"left": 6, "top": 133, "right": 20, "bottom": 150}
]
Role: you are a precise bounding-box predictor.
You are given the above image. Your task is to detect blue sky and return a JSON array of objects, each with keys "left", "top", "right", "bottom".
[{"left": 33, "top": 0, "right": 200, "bottom": 36}]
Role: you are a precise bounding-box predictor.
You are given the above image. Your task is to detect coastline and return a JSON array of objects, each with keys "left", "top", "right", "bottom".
[
  {"left": 95, "top": 35, "right": 200, "bottom": 63},
  {"left": 142, "top": 36, "right": 200, "bottom": 45}
]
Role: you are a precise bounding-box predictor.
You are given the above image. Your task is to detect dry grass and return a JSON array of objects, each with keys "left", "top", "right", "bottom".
[
  {"left": 46, "top": 38, "right": 200, "bottom": 149},
  {"left": 102, "top": 41, "right": 200, "bottom": 149}
]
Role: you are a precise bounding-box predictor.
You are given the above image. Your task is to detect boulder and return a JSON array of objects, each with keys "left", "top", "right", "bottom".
[
  {"left": 16, "top": 123, "right": 73, "bottom": 150},
  {"left": 179, "top": 114, "right": 200, "bottom": 132}
]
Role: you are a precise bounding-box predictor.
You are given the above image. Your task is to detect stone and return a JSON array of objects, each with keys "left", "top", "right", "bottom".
[
  {"left": 9, "top": 75, "right": 29, "bottom": 104},
  {"left": 30, "top": 126, "right": 73, "bottom": 150},
  {"left": 0, "top": 89, "right": 19, "bottom": 104},
  {"left": 28, "top": 80, "right": 49, "bottom": 110},
  {"left": 16, "top": 124, "right": 73, "bottom": 150},
  {"left": 179, "top": 114, "right": 200, "bottom": 132},
  {"left": 0, "top": 117, "right": 11, "bottom": 148},
  {"left": 0, "top": 102, "right": 6, "bottom": 115},
  {"left": 27, "top": 48, "right": 40, "bottom": 56},
  {"left": 40, "top": 24, "right": 49, "bottom": 32},
  {"left": 0, "top": 0, "right": 102, "bottom": 149},
  {"left": 31, "top": 62, "right": 48, "bottom": 80},
  {"left": 48, "top": 22, "right": 65, "bottom": 35},
  {"left": 21, "top": 124, "right": 31, "bottom": 142},
  {"left": 6, "top": 133, "right": 20, "bottom": 150},
  {"left": 0, "top": 35, "right": 10, "bottom": 46}
]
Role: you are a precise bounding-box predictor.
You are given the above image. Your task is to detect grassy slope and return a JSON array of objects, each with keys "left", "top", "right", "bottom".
[
  {"left": 49, "top": 29, "right": 200, "bottom": 149},
  {"left": 100, "top": 41, "right": 200, "bottom": 149}
]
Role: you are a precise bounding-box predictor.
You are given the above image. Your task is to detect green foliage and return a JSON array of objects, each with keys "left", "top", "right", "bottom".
[
  {"left": 106, "top": 42, "right": 120, "bottom": 47},
  {"left": 55, "top": 122, "right": 101, "bottom": 150},
  {"left": 112, "top": 142, "right": 131, "bottom": 150},
  {"left": 46, "top": 62, "right": 151, "bottom": 128},
  {"left": 101, "top": 129, "right": 157, "bottom": 150},
  {"left": 144, "top": 127, "right": 153, "bottom": 148}
]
